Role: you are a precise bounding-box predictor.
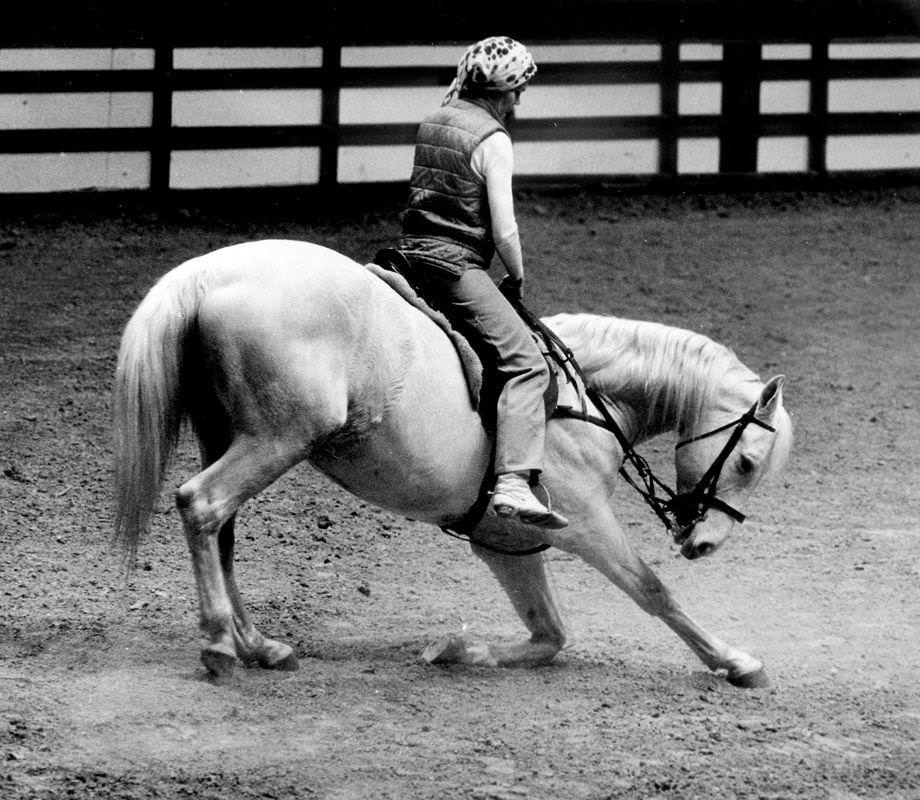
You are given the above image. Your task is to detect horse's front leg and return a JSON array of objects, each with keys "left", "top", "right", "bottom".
[
  {"left": 422, "top": 535, "right": 565, "bottom": 668},
  {"left": 556, "top": 510, "right": 768, "bottom": 688},
  {"left": 654, "top": 600, "right": 769, "bottom": 688}
]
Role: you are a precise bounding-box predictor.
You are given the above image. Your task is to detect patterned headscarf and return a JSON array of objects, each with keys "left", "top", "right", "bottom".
[{"left": 442, "top": 36, "right": 537, "bottom": 106}]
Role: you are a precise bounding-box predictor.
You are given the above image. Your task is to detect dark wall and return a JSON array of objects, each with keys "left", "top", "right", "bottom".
[{"left": 7, "top": 1, "right": 920, "bottom": 47}]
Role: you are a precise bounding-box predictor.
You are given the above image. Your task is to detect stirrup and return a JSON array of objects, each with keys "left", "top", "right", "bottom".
[
  {"left": 488, "top": 484, "right": 569, "bottom": 530},
  {"left": 493, "top": 503, "right": 569, "bottom": 530}
]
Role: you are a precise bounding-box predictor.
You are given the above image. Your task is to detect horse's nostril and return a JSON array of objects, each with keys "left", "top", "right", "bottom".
[{"left": 696, "top": 542, "right": 714, "bottom": 558}]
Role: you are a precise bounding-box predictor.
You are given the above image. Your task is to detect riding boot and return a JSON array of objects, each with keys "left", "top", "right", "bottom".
[{"left": 489, "top": 472, "right": 568, "bottom": 529}]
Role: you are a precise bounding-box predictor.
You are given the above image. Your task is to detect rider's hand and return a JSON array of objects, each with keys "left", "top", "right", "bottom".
[{"left": 499, "top": 275, "right": 524, "bottom": 303}]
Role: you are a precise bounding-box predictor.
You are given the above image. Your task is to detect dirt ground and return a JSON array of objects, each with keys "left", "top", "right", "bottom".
[{"left": 1, "top": 184, "right": 919, "bottom": 799}]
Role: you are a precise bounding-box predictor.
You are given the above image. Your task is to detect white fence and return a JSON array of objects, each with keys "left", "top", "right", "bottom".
[{"left": 1, "top": 39, "right": 919, "bottom": 195}]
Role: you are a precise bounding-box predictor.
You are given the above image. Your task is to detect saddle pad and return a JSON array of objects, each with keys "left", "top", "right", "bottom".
[{"left": 366, "top": 263, "right": 484, "bottom": 406}]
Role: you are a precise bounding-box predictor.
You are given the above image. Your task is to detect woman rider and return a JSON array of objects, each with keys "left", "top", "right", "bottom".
[{"left": 397, "top": 36, "right": 568, "bottom": 530}]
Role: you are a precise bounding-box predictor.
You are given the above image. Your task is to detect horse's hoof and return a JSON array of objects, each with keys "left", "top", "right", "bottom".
[
  {"left": 422, "top": 635, "right": 467, "bottom": 665},
  {"left": 201, "top": 649, "right": 236, "bottom": 683},
  {"left": 728, "top": 666, "right": 770, "bottom": 689},
  {"left": 263, "top": 652, "right": 300, "bottom": 672}
]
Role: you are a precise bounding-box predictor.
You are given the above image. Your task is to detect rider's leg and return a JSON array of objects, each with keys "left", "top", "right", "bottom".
[{"left": 437, "top": 268, "right": 567, "bottom": 529}]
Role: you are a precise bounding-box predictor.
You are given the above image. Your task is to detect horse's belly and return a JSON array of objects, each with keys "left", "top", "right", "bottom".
[{"left": 309, "top": 401, "right": 491, "bottom": 525}]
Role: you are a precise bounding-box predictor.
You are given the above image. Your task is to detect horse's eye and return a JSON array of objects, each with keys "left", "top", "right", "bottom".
[{"left": 737, "top": 454, "right": 755, "bottom": 475}]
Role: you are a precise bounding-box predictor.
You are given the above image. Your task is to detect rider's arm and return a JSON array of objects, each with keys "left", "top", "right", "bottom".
[{"left": 472, "top": 132, "right": 524, "bottom": 282}]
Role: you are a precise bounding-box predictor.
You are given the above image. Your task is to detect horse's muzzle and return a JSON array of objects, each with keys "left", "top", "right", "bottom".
[
  {"left": 669, "top": 510, "right": 703, "bottom": 549},
  {"left": 680, "top": 537, "right": 716, "bottom": 560}
]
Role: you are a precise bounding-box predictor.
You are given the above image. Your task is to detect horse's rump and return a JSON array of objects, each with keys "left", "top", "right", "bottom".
[{"left": 114, "top": 240, "right": 497, "bottom": 547}]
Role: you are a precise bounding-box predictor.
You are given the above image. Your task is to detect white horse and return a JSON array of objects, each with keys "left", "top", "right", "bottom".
[{"left": 113, "top": 240, "right": 792, "bottom": 687}]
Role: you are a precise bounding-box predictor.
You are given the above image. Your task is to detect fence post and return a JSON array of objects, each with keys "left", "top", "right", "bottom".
[
  {"left": 809, "top": 36, "right": 829, "bottom": 179},
  {"left": 150, "top": 44, "right": 173, "bottom": 201},
  {"left": 319, "top": 40, "right": 342, "bottom": 195},
  {"left": 719, "top": 42, "right": 761, "bottom": 174},
  {"left": 659, "top": 37, "right": 680, "bottom": 183}
]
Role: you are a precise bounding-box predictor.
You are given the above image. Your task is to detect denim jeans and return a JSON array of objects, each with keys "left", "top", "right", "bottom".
[{"left": 421, "top": 267, "right": 550, "bottom": 476}]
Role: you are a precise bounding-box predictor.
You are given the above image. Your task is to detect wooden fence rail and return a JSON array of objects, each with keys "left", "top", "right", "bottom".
[{"left": 1, "top": 34, "right": 919, "bottom": 197}]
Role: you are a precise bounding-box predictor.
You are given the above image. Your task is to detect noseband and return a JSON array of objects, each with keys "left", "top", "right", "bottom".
[
  {"left": 669, "top": 403, "right": 776, "bottom": 531},
  {"left": 557, "top": 389, "right": 776, "bottom": 541}
]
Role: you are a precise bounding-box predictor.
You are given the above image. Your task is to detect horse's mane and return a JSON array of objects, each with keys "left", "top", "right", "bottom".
[{"left": 546, "top": 313, "right": 758, "bottom": 431}]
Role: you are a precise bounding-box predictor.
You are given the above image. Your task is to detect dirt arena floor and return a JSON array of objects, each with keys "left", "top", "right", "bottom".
[{"left": 1, "top": 184, "right": 919, "bottom": 799}]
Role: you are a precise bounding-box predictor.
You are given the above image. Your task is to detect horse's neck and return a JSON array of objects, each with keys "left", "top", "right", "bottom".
[{"left": 556, "top": 314, "right": 755, "bottom": 443}]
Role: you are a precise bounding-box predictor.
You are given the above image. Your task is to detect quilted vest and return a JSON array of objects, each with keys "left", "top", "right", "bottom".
[{"left": 399, "top": 99, "right": 507, "bottom": 273}]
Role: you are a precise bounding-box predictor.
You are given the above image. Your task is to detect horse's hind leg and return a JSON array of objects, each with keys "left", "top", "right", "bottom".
[
  {"left": 176, "top": 434, "right": 307, "bottom": 680},
  {"left": 423, "top": 547, "right": 566, "bottom": 668},
  {"left": 217, "top": 516, "right": 299, "bottom": 671}
]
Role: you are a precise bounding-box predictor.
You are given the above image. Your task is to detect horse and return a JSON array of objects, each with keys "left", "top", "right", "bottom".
[{"left": 113, "top": 239, "right": 792, "bottom": 688}]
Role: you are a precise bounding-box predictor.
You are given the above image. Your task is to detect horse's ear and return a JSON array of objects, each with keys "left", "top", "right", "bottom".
[{"left": 757, "top": 375, "right": 785, "bottom": 418}]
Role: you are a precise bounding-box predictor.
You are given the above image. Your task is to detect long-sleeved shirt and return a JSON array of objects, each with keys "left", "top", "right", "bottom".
[{"left": 471, "top": 131, "right": 524, "bottom": 282}]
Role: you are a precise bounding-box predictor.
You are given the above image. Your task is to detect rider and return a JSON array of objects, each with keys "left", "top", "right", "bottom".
[{"left": 396, "top": 36, "right": 568, "bottom": 530}]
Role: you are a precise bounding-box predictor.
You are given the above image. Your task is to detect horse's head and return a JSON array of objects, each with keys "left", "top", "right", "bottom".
[{"left": 671, "top": 375, "right": 791, "bottom": 560}]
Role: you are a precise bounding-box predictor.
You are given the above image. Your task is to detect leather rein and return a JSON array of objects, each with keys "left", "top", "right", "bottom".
[
  {"left": 523, "top": 303, "right": 777, "bottom": 543},
  {"left": 443, "top": 290, "right": 776, "bottom": 554},
  {"left": 554, "top": 391, "right": 775, "bottom": 541}
]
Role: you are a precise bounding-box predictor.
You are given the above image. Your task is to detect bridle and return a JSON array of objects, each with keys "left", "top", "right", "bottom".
[
  {"left": 443, "top": 293, "right": 778, "bottom": 555},
  {"left": 669, "top": 402, "right": 776, "bottom": 533},
  {"left": 504, "top": 301, "right": 778, "bottom": 543},
  {"left": 555, "top": 388, "right": 776, "bottom": 542}
]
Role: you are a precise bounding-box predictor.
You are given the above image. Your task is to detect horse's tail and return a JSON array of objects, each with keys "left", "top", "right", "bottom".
[{"left": 113, "top": 259, "right": 209, "bottom": 563}]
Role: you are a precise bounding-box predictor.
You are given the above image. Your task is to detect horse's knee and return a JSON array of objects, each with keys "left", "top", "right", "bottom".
[{"left": 635, "top": 572, "right": 677, "bottom": 617}]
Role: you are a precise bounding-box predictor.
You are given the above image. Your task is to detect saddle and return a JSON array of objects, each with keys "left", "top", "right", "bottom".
[
  {"left": 370, "top": 248, "right": 584, "bottom": 430},
  {"left": 369, "top": 249, "right": 589, "bottom": 544},
  {"left": 366, "top": 255, "right": 484, "bottom": 408}
]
